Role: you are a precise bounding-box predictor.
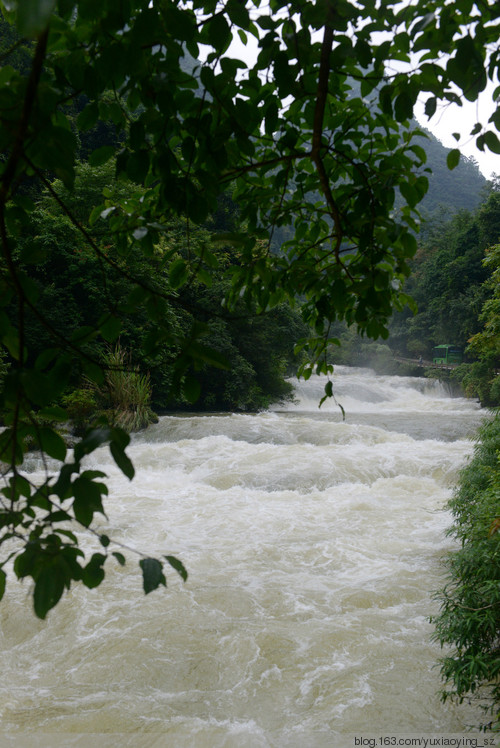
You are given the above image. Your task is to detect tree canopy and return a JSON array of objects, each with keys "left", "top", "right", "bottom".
[{"left": 1, "top": 0, "right": 500, "bottom": 618}]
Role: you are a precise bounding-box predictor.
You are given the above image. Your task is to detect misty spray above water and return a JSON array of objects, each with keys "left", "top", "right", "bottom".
[{"left": 0, "top": 367, "right": 488, "bottom": 746}]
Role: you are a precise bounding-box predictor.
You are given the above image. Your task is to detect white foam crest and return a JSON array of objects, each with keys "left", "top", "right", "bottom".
[
  {"left": 124, "top": 430, "right": 472, "bottom": 494},
  {"left": 282, "top": 369, "right": 481, "bottom": 416},
  {"left": 133, "top": 412, "right": 412, "bottom": 448}
]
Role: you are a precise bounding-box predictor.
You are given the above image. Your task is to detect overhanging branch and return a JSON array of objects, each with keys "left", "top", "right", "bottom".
[{"left": 311, "top": 14, "right": 343, "bottom": 260}]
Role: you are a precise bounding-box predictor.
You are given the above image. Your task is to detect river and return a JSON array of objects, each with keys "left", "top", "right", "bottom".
[{"left": 0, "top": 367, "right": 490, "bottom": 747}]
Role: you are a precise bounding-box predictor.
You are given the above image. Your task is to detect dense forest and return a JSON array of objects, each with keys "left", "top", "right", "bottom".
[
  {"left": 392, "top": 185, "right": 500, "bottom": 405},
  {"left": 0, "top": 82, "right": 496, "bottom": 424},
  {"left": 0, "top": 9, "right": 497, "bottom": 429},
  {"left": 6, "top": 159, "right": 310, "bottom": 422},
  {"left": 5, "top": 140, "right": 499, "bottom": 425}
]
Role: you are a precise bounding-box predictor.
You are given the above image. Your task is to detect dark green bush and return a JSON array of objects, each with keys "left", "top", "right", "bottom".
[
  {"left": 62, "top": 388, "right": 99, "bottom": 436},
  {"left": 432, "top": 415, "right": 500, "bottom": 730},
  {"left": 450, "top": 361, "right": 500, "bottom": 407}
]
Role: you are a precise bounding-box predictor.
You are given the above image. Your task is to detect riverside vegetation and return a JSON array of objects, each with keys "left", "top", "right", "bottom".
[
  {"left": 432, "top": 414, "right": 500, "bottom": 732},
  {"left": 1, "top": 0, "right": 500, "bottom": 732}
]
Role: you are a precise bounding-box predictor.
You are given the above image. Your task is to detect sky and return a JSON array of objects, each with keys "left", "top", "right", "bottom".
[{"left": 415, "top": 89, "right": 500, "bottom": 181}]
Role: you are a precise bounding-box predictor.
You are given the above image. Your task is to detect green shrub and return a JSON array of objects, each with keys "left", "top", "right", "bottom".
[
  {"left": 490, "top": 376, "right": 500, "bottom": 405},
  {"left": 450, "top": 361, "right": 500, "bottom": 407},
  {"left": 62, "top": 388, "right": 98, "bottom": 435},
  {"left": 432, "top": 415, "right": 500, "bottom": 730}
]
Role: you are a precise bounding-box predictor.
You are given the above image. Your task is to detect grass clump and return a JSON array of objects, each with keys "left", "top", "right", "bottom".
[
  {"left": 99, "top": 346, "right": 158, "bottom": 432},
  {"left": 63, "top": 345, "right": 157, "bottom": 434}
]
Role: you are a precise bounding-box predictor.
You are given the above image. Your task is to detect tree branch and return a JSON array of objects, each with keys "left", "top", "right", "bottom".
[{"left": 310, "top": 15, "right": 343, "bottom": 260}]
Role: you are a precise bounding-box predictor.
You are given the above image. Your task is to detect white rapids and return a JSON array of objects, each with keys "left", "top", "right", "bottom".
[{"left": 0, "top": 366, "right": 489, "bottom": 747}]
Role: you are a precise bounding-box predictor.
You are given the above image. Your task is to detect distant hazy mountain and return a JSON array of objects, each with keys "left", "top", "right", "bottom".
[{"left": 416, "top": 126, "right": 486, "bottom": 216}]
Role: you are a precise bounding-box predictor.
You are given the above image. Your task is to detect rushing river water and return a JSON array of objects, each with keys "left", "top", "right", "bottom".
[{"left": 0, "top": 367, "right": 491, "bottom": 747}]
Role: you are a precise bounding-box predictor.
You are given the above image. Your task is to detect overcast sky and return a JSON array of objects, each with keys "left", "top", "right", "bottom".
[{"left": 415, "top": 88, "right": 500, "bottom": 181}]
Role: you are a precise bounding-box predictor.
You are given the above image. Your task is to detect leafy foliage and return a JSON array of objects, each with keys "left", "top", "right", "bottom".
[
  {"left": 390, "top": 191, "right": 499, "bottom": 349},
  {"left": 432, "top": 415, "right": 500, "bottom": 730},
  {"left": 468, "top": 244, "right": 500, "bottom": 363},
  {"left": 1, "top": 0, "right": 500, "bottom": 617},
  {"left": 387, "top": 187, "right": 500, "bottom": 405}
]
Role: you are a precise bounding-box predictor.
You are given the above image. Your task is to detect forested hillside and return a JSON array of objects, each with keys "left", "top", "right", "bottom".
[
  {"left": 339, "top": 185, "right": 500, "bottom": 406},
  {"left": 415, "top": 127, "right": 486, "bottom": 216},
  {"left": 11, "top": 160, "right": 309, "bottom": 418}
]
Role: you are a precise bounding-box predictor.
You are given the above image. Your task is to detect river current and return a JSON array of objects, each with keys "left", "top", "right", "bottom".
[{"left": 0, "top": 367, "right": 490, "bottom": 747}]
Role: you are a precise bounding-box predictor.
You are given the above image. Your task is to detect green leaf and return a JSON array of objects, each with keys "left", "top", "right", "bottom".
[
  {"left": 33, "top": 566, "right": 65, "bottom": 619},
  {"left": 38, "top": 427, "right": 67, "bottom": 462},
  {"left": 16, "top": 0, "right": 55, "bottom": 36},
  {"left": 408, "top": 144, "right": 427, "bottom": 164},
  {"left": 165, "top": 555, "right": 188, "bottom": 582},
  {"left": 72, "top": 475, "right": 107, "bottom": 526},
  {"left": 112, "top": 552, "right": 126, "bottom": 566},
  {"left": 394, "top": 92, "right": 413, "bottom": 122},
  {"left": 127, "top": 151, "right": 150, "bottom": 184},
  {"left": 188, "top": 342, "right": 230, "bottom": 370},
  {"left": 109, "top": 441, "right": 135, "bottom": 480},
  {"left": 483, "top": 130, "right": 500, "bottom": 155},
  {"left": 37, "top": 406, "right": 68, "bottom": 422},
  {"left": 319, "top": 379, "right": 333, "bottom": 408},
  {"left": 182, "top": 375, "right": 201, "bottom": 404},
  {"left": 401, "top": 231, "right": 417, "bottom": 256},
  {"left": 354, "top": 39, "right": 372, "bottom": 68},
  {"left": 446, "top": 148, "right": 461, "bottom": 170},
  {"left": 109, "top": 427, "right": 130, "bottom": 451},
  {"left": 379, "top": 85, "right": 393, "bottom": 116},
  {"left": 411, "top": 11, "right": 435, "bottom": 35},
  {"left": 74, "top": 428, "right": 111, "bottom": 461},
  {"left": 82, "top": 553, "right": 106, "bottom": 589},
  {"left": 400, "top": 181, "right": 419, "bottom": 208},
  {"left": 207, "top": 14, "right": 231, "bottom": 49},
  {"left": 169, "top": 258, "right": 189, "bottom": 289},
  {"left": 52, "top": 463, "right": 78, "bottom": 499},
  {"left": 54, "top": 528, "right": 78, "bottom": 543},
  {"left": 77, "top": 101, "right": 99, "bottom": 131},
  {"left": 89, "top": 145, "right": 116, "bottom": 167},
  {"left": 57, "top": 0, "right": 76, "bottom": 19},
  {"left": 82, "top": 359, "right": 105, "bottom": 385},
  {"left": 99, "top": 315, "right": 121, "bottom": 342},
  {"left": 139, "top": 557, "right": 166, "bottom": 594},
  {"left": 7, "top": 475, "right": 31, "bottom": 500},
  {"left": 0, "top": 569, "right": 6, "bottom": 601},
  {"left": 425, "top": 96, "right": 437, "bottom": 119}
]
